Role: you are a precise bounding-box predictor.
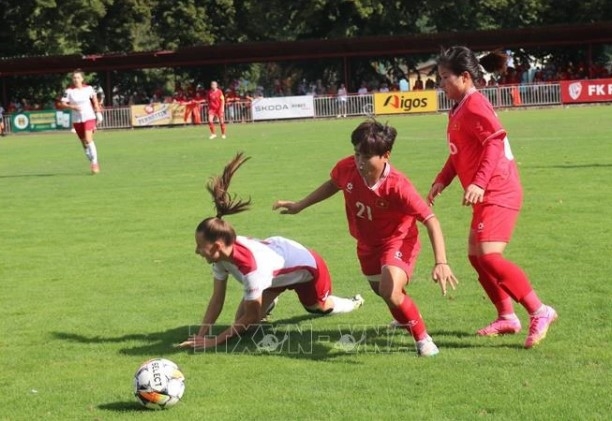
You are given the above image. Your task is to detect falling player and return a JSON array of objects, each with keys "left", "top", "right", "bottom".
[{"left": 179, "top": 153, "right": 364, "bottom": 350}]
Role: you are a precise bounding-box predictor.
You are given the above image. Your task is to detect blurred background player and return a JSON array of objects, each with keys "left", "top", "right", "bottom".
[
  {"left": 57, "top": 69, "right": 103, "bottom": 174},
  {"left": 0, "top": 103, "right": 5, "bottom": 136},
  {"left": 273, "top": 121, "right": 458, "bottom": 357},
  {"left": 430, "top": 46, "right": 557, "bottom": 349},
  {"left": 179, "top": 153, "right": 364, "bottom": 350},
  {"left": 207, "top": 81, "right": 226, "bottom": 139}
]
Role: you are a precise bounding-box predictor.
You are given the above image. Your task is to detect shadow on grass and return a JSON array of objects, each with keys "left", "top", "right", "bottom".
[
  {"left": 0, "top": 172, "right": 83, "bottom": 178},
  {"left": 52, "top": 325, "right": 191, "bottom": 357},
  {"left": 55, "top": 322, "right": 491, "bottom": 361},
  {"left": 98, "top": 401, "right": 147, "bottom": 412},
  {"left": 429, "top": 329, "right": 525, "bottom": 350},
  {"left": 527, "top": 163, "right": 612, "bottom": 169}
]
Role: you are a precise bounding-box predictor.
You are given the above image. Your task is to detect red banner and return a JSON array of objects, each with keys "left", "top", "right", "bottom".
[{"left": 560, "top": 78, "right": 612, "bottom": 104}]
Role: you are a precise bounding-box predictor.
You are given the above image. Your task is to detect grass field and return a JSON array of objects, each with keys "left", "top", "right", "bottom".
[{"left": 1, "top": 106, "right": 611, "bottom": 420}]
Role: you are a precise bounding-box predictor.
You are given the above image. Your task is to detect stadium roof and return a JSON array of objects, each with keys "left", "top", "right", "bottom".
[{"left": 1, "top": 22, "right": 612, "bottom": 76}]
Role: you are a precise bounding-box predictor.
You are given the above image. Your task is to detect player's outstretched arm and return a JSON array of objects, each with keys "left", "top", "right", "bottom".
[
  {"left": 423, "top": 216, "right": 459, "bottom": 296},
  {"left": 178, "top": 278, "right": 227, "bottom": 349},
  {"left": 184, "top": 298, "right": 262, "bottom": 350},
  {"left": 273, "top": 180, "right": 339, "bottom": 214}
]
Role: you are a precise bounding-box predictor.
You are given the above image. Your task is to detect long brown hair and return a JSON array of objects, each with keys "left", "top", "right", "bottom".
[{"left": 196, "top": 152, "right": 252, "bottom": 244}]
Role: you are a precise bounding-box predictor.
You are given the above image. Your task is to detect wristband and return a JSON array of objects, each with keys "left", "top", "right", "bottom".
[{"left": 435, "top": 262, "right": 448, "bottom": 266}]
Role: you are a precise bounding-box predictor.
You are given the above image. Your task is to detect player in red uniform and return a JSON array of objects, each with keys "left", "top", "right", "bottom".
[
  {"left": 429, "top": 46, "right": 557, "bottom": 349},
  {"left": 273, "top": 121, "right": 458, "bottom": 357},
  {"left": 178, "top": 153, "right": 364, "bottom": 350},
  {"left": 207, "top": 81, "right": 226, "bottom": 139},
  {"left": 57, "top": 69, "right": 103, "bottom": 174}
]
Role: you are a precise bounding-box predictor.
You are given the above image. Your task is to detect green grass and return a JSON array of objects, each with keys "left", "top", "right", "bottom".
[{"left": 1, "top": 106, "right": 611, "bottom": 420}]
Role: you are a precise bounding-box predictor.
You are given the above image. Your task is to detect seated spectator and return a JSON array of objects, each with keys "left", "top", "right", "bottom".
[{"left": 357, "top": 81, "right": 369, "bottom": 95}]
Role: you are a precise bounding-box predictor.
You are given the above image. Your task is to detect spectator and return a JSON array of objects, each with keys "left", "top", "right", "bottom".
[
  {"left": 413, "top": 75, "right": 424, "bottom": 90},
  {"left": 337, "top": 83, "right": 348, "bottom": 118},
  {"left": 399, "top": 76, "right": 409, "bottom": 92},
  {"left": 357, "top": 81, "right": 369, "bottom": 95}
]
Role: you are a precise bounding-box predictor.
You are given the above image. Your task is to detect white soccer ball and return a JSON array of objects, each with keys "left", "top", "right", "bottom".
[{"left": 133, "top": 358, "right": 185, "bottom": 409}]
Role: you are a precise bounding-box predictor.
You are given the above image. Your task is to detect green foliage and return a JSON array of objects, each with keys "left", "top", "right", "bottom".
[{"left": 1, "top": 107, "right": 611, "bottom": 419}]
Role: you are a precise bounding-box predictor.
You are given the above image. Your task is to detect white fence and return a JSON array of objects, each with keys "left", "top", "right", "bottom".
[{"left": 0, "top": 82, "right": 569, "bottom": 133}]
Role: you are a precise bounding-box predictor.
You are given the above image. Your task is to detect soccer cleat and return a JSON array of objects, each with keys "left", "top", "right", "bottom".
[
  {"left": 265, "top": 297, "right": 279, "bottom": 317},
  {"left": 476, "top": 317, "right": 522, "bottom": 336},
  {"left": 351, "top": 294, "right": 365, "bottom": 309},
  {"left": 525, "top": 306, "right": 558, "bottom": 349},
  {"left": 90, "top": 163, "right": 100, "bottom": 174},
  {"left": 416, "top": 335, "right": 439, "bottom": 357},
  {"left": 209, "top": 134, "right": 217, "bottom": 139},
  {"left": 221, "top": 134, "right": 226, "bottom": 139}
]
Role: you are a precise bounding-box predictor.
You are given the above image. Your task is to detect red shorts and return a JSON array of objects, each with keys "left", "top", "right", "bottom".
[
  {"left": 471, "top": 204, "right": 519, "bottom": 242},
  {"left": 73, "top": 120, "right": 96, "bottom": 139},
  {"left": 357, "top": 236, "right": 421, "bottom": 281},
  {"left": 208, "top": 109, "right": 224, "bottom": 118},
  {"left": 266, "top": 250, "right": 331, "bottom": 308}
]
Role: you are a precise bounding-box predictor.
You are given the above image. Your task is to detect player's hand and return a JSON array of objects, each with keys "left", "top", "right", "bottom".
[
  {"left": 463, "top": 184, "right": 485, "bottom": 206},
  {"left": 177, "top": 335, "right": 211, "bottom": 350},
  {"left": 272, "top": 200, "right": 302, "bottom": 215},
  {"left": 431, "top": 263, "right": 458, "bottom": 296},
  {"left": 427, "top": 183, "right": 445, "bottom": 206},
  {"left": 95, "top": 111, "right": 103, "bottom": 124}
]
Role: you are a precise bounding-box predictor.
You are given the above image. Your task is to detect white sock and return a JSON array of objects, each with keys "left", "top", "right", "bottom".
[
  {"left": 86, "top": 142, "right": 98, "bottom": 164},
  {"left": 329, "top": 296, "right": 358, "bottom": 314}
]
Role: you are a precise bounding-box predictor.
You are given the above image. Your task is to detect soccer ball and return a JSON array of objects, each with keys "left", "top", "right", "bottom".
[{"left": 133, "top": 358, "right": 185, "bottom": 409}]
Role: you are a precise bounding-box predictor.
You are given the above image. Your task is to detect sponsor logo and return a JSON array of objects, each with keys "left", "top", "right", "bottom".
[
  {"left": 13, "top": 114, "right": 29, "bottom": 130},
  {"left": 382, "top": 95, "right": 429, "bottom": 111},
  {"left": 135, "top": 106, "right": 170, "bottom": 126},
  {"left": 255, "top": 104, "right": 289, "bottom": 112},
  {"left": 587, "top": 83, "right": 612, "bottom": 96},
  {"left": 346, "top": 182, "right": 353, "bottom": 192},
  {"left": 568, "top": 82, "right": 582, "bottom": 100}
]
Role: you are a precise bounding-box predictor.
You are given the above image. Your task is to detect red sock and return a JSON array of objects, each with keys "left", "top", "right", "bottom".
[
  {"left": 469, "top": 255, "right": 514, "bottom": 317},
  {"left": 519, "top": 291, "right": 544, "bottom": 315},
  {"left": 389, "top": 294, "right": 427, "bottom": 341},
  {"left": 221, "top": 123, "right": 226, "bottom": 135},
  {"left": 208, "top": 123, "right": 215, "bottom": 134},
  {"left": 479, "top": 253, "right": 540, "bottom": 312}
]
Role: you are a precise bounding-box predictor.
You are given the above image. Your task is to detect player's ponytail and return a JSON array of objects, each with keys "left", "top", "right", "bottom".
[
  {"left": 479, "top": 51, "right": 508, "bottom": 74},
  {"left": 197, "top": 152, "right": 252, "bottom": 244},
  {"left": 438, "top": 46, "right": 507, "bottom": 81},
  {"left": 207, "top": 152, "right": 252, "bottom": 218}
]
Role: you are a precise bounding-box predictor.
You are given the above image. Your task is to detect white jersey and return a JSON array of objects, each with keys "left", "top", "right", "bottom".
[
  {"left": 212, "top": 236, "right": 317, "bottom": 301},
  {"left": 61, "top": 85, "right": 96, "bottom": 123}
]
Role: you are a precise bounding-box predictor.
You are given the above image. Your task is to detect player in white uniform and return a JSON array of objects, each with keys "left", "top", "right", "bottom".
[
  {"left": 57, "top": 69, "right": 103, "bottom": 174},
  {"left": 179, "top": 153, "right": 364, "bottom": 350}
]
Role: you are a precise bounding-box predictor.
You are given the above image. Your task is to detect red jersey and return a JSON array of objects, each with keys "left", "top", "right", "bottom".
[
  {"left": 207, "top": 88, "right": 225, "bottom": 112},
  {"left": 330, "top": 156, "right": 434, "bottom": 248},
  {"left": 435, "top": 89, "right": 522, "bottom": 210}
]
